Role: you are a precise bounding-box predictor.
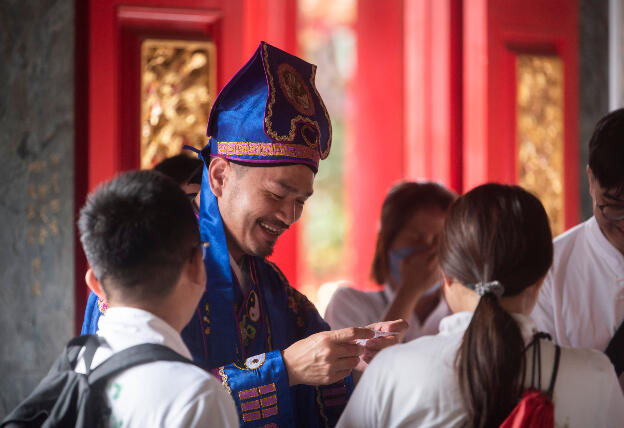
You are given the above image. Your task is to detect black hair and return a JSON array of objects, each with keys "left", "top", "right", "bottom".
[
  {"left": 370, "top": 181, "right": 457, "bottom": 284},
  {"left": 438, "top": 183, "right": 553, "bottom": 428},
  {"left": 153, "top": 154, "right": 203, "bottom": 185},
  {"left": 78, "top": 170, "right": 200, "bottom": 301},
  {"left": 588, "top": 108, "right": 624, "bottom": 197}
]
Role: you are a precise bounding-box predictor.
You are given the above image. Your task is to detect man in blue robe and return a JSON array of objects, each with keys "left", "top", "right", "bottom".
[{"left": 82, "top": 42, "right": 405, "bottom": 427}]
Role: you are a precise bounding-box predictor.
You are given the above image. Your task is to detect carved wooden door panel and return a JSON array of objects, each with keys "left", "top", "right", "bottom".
[{"left": 463, "top": 0, "right": 579, "bottom": 235}]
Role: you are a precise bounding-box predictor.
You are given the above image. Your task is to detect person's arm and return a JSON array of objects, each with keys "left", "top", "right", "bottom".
[
  {"left": 216, "top": 261, "right": 375, "bottom": 427},
  {"left": 215, "top": 349, "right": 297, "bottom": 425},
  {"left": 212, "top": 327, "right": 372, "bottom": 427}
]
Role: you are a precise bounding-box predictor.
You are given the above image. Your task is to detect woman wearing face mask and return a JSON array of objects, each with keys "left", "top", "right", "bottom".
[
  {"left": 337, "top": 184, "right": 624, "bottom": 428},
  {"left": 324, "top": 182, "right": 456, "bottom": 342}
]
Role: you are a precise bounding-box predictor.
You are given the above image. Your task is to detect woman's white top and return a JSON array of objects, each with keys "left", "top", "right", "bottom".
[
  {"left": 75, "top": 307, "right": 239, "bottom": 428},
  {"left": 337, "top": 311, "right": 624, "bottom": 428},
  {"left": 324, "top": 284, "right": 450, "bottom": 341}
]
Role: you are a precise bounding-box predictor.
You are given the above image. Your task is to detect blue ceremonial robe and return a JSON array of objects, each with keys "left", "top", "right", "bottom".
[{"left": 81, "top": 158, "right": 352, "bottom": 426}]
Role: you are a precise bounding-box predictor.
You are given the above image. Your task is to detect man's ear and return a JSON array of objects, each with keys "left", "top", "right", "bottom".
[
  {"left": 85, "top": 268, "right": 107, "bottom": 300},
  {"left": 208, "top": 157, "right": 230, "bottom": 198}
]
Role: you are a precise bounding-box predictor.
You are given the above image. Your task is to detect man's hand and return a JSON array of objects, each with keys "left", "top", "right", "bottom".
[
  {"left": 355, "top": 319, "right": 408, "bottom": 371},
  {"left": 282, "top": 327, "right": 374, "bottom": 386}
]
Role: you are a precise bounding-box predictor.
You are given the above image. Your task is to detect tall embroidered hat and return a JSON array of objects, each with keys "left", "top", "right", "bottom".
[{"left": 204, "top": 41, "right": 332, "bottom": 172}]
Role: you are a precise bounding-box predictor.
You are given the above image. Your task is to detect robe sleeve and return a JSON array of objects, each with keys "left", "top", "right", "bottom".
[
  {"left": 211, "top": 260, "right": 353, "bottom": 427},
  {"left": 214, "top": 350, "right": 295, "bottom": 426}
]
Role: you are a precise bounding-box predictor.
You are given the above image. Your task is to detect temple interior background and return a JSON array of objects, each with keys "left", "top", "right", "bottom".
[{"left": 0, "top": 0, "right": 620, "bottom": 416}]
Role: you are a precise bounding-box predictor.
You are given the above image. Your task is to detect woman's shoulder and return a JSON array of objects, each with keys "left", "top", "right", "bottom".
[
  {"left": 374, "top": 329, "right": 461, "bottom": 375},
  {"left": 331, "top": 284, "right": 384, "bottom": 301},
  {"left": 558, "top": 344, "right": 615, "bottom": 374}
]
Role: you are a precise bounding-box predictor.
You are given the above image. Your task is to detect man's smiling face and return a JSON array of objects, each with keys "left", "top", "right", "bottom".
[{"left": 212, "top": 158, "right": 314, "bottom": 261}]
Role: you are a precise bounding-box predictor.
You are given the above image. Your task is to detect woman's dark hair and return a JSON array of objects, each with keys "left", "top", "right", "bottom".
[
  {"left": 438, "top": 183, "right": 553, "bottom": 428},
  {"left": 588, "top": 108, "right": 624, "bottom": 197},
  {"left": 370, "top": 181, "right": 457, "bottom": 284}
]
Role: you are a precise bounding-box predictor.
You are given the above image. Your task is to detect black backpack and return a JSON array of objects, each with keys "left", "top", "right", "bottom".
[{"left": 1, "top": 334, "right": 198, "bottom": 428}]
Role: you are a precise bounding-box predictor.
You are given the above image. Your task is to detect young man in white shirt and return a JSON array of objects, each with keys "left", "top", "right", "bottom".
[
  {"left": 532, "top": 109, "right": 624, "bottom": 385},
  {"left": 77, "top": 170, "right": 238, "bottom": 427}
]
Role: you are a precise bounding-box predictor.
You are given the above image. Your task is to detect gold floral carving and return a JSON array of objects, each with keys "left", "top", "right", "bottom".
[
  {"left": 141, "top": 39, "right": 216, "bottom": 169},
  {"left": 516, "top": 55, "right": 565, "bottom": 236}
]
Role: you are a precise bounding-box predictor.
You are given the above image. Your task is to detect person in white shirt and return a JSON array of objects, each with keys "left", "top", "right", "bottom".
[
  {"left": 532, "top": 109, "right": 624, "bottom": 385},
  {"left": 77, "top": 170, "right": 239, "bottom": 427},
  {"left": 338, "top": 183, "right": 624, "bottom": 428},
  {"left": 325, "top": 182, "right": 456, "bottom": 342}
]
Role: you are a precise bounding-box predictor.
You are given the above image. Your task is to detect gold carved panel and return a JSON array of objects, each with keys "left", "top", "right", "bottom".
[
  {"left": 141, "top": 39, "right": 216, "bottom": 169},
  {"left": 516, "top": 55, "right": 565, "bottom": 236}
]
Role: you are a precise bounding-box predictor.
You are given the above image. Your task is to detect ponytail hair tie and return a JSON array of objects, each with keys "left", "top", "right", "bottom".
[{"left": 474, "top": 280, "right": 504, "bottom": 297}]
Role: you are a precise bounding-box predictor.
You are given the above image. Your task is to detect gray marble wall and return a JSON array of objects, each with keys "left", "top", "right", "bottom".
[
  {"left": 579, "top": 0, "right": 610, "bottom": 221},
  {"left": 0, "top": 0, "right": 75, "bottom": 417}
]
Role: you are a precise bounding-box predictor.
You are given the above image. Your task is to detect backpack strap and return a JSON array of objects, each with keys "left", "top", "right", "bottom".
[
  {"left": 605, "top": 318, "right": 624, "bottom": 376},
  {"left": 87, "top": 343, "right": 200, "bottom": 387},
  {"left": 546, "top": 344, "right": 561, "bottom": 401},
  {"left": 65, "top": 334, "right": 102, "bottom": 370},
  {"left": 82, "top": 335, "right": 103, "bottom": 375},
  {"left": 528, "top": 332, "right": 551, "bottom": 390}
]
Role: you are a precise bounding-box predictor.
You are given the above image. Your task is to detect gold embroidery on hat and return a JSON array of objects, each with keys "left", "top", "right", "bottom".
[
  {"left": 278, "top": 63, "right": 315, "bottom": 116},
  {"left": 216, "top": 142, "right": 320, "bottom": 162},
  {"left": 261, "top": 43, "right": 327, "bottom": 155}
]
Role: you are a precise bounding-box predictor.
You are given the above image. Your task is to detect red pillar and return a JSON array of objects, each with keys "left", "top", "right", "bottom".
[
  {"left": 347, "top": 0, "right": 404, "bottom": 290},
  {"left": 404, "top": 0, "right": 462, "bottom": 192}
]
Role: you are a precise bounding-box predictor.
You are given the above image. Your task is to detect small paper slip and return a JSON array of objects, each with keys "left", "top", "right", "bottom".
[{"left": 355, "top": 330, "right": 400, "bottom": 346}]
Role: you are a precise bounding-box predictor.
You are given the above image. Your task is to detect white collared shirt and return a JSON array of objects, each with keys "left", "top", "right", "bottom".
[
  {"left": 532, "top": 217, "right": 624, "bottom": 349},
  {"left": 337, "top": 311, "right": 624, "bottom": 428},
  {"left": 76, "top": 307, "right": 238, "bottom": 428},
  {"left": 324, "top": 283, "right": 449, "bottom": 341}
]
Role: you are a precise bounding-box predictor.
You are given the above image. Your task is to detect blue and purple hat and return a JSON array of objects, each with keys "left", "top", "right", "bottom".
[{"left": 203, "top": 41, "right": 331, "bottom": 172}]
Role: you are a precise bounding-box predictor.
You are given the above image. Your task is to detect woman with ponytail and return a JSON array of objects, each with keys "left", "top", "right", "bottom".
[{"left": 338, "top": 184, "right": 624, "bottom": 428}]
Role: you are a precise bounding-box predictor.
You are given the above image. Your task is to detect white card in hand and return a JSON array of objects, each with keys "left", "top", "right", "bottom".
[{"left": 355, "top": 330, "right": 399, "bottom": 346}]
